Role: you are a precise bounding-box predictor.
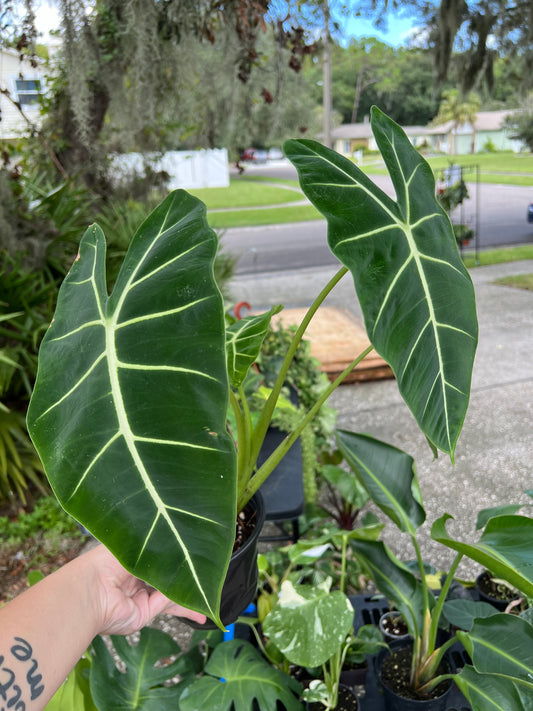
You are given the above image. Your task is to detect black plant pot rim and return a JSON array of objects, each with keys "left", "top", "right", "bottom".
[
  {"left": 377, "top": 643, "right": 453, "bottom": 707},
  {"left": 181, "top": 490, "right": 265, "bottom": 629}
]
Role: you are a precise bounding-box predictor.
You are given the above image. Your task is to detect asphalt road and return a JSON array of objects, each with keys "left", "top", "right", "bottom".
[{"left": 222, "top": 162, "right": 533, "bottom": 275}]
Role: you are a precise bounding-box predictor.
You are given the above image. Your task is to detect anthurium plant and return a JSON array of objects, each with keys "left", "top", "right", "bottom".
[
  {"left": 27, "top": 107, "right": 477, "bottom": 627},
  {"left": 336, "top": 430, "right": 533, "bottom": 709}
]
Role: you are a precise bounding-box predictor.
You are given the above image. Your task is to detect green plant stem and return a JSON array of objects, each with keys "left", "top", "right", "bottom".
[
  {"left": 248, "top": 266, "right": 348, "bottom": 472},
  {"left": 339, "top": 534, "right": 348, "bottom": 595},
  {"left": 238, "top": 343, "right": 374, "bottom": 511},
  {"left": 229, "top": 389, "right": 248, "bottom": 487},
  {"left": 427, "top": 552, "right": 463, "bottom": 656}
]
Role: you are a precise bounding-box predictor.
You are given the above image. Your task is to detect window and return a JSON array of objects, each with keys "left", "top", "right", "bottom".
[{"left": 14, "top": 78, "right": 41, "bottom": 106}]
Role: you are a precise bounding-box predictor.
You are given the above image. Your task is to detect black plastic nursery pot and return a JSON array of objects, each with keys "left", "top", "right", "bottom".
[
  {"left": 378, "top": 610, "right": 411, "bottom": 643},
  {"left": 376, "top": 644, "right": 453, "bottom": 711},
  {"left": 184, "top": 491, "right": 266, "bottom": 629},
  {"left": 475, "top": 570, "right": 520, "bottom": 611}
]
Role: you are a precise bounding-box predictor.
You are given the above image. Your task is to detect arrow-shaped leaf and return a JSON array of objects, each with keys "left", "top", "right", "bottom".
[
  {"left": 226, "top": 305, "right": 282, "bottom": 388},
  {"left": 431, "top": 514, "right": 533, "bottom": 597},
  {"left": 27, "top": 191, "right": 237, "bottom": 624},
  {"left": 284, "top": 107, "right": 478, "bottom": 458}
]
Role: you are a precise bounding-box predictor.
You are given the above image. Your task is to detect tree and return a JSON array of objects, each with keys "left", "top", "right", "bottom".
[
  {"left": 419, "top": 0, "right": 533, "bottom": 97},
  {"left": 504, "top": 96, "right": 533, "bottom": 152},
  {"left": 432, "top": 88, "right": 481, "bottom": 153}
]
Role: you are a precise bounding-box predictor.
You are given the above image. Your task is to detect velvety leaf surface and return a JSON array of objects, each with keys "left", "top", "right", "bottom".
[
  {"left": 90, "top": 628, "right": 193, "bottom": 710},
  {"left": 432, "top": 514, "right": 533, "bottom": 597},
  {"left": 27, "top": 191, "right": 236, "bottom": 623},
  {"left": 336, "top": 430, "right": 425, "bottom": 534},
  {"left": 284, "top": 107, "right": 478, "bottom": 458},
  {"left": 179, "top": 640, "right": 303, "bottom": 711},
  {"left": 262, "top": 580, "right": 355, "bottom": 668}
]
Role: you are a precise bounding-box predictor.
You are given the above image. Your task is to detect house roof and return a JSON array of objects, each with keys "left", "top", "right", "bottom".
[{"left": 331, "top": 109, "right": 522, "bottom": 140}]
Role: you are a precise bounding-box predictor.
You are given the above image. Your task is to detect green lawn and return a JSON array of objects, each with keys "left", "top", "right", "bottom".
[
  {"left": 185, "top": 151, "right": 533, "bottom": 229},
  {"left": 208, "top": 203, "right": 321, "bottom": 229},
  {"left": 463, "top": 244, "right": 533, "bottom": 268},
  {"left": 363, "top": 152, "right": 533, "bottom": 186},
  {"left": 189, "top": 177, "right": 303, "bottom": 210}
]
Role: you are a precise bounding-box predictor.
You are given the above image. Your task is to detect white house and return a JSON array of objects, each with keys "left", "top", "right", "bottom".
[
  {"left": 0, "top": 47, "right": 45, "bottom": 140},
  {"left": 331, "top": 109, "right": 525, "bottom": 156}
]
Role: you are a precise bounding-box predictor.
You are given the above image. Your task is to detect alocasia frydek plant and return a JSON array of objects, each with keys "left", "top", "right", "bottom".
[{"left": 27, "top": 107, "right": 478, "bottom": 627}]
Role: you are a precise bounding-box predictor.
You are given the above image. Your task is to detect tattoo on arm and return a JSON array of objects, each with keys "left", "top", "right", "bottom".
[{"left": 0, "top": 638, "right": 44, "bottom": 710}]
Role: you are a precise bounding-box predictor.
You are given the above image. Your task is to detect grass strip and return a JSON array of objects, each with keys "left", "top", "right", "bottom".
[
  {"left": 208, "top": 204, "right": 322, "bottom": 229},
  {"left": 463, "top": 244, "right": 533, "bottom": 268}
]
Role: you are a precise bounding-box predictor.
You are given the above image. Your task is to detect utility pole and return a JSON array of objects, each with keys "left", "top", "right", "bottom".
[{"left": 322, "top": 0, "right": 332, "bottom": 148}]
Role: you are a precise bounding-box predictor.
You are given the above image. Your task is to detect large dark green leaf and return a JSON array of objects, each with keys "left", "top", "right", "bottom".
[
  {"left": 90, "top": 628, "right": 194, "bottom": 710},
  {"left": 284, "top": 107, "right": 478, "bottom": 458},
  {"left": 179, "top": 640, "right": 303, "bottom": 711},
  {"left": 432, "top": 514, "right": 533, "bottom": 597},
  {"left": 349, "top": 538, "right": 429, "bottom": 640},
  {"left": 336, "top": 430, "right": 425, "bottom": 535},
  {"left": 455, "top": 666, "right": 533, "bottom": 711},
  {"left": 457, "top": 614, "right": 533, "bottom": 692},
  {"left": 27, "top": 191, "right": 236, "bottom": 624}
]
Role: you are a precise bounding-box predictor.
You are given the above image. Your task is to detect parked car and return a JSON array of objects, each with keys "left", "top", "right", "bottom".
[
  {"left": 528, "top": 202, "right": 533, "bottom": 223},
  {"left": 240, "top": 148, "right": 268, "bottom": 163}
]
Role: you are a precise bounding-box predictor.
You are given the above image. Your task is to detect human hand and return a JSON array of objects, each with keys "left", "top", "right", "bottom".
[{"left": 86, "top": 545, "right": 206, "bottom": 635}]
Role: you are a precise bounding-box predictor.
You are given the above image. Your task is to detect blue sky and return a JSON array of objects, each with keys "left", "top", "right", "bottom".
[{"left": 343, "top": 14, "right": 418, "bottom": 46}]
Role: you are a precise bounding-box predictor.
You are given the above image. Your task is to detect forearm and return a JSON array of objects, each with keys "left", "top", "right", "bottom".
[{"left": 0, "top": 550, "right": 100, "bottom": 710}]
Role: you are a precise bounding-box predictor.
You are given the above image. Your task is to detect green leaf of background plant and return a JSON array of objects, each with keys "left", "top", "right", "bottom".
[
  {"left": 179, "top": 640, "right": 303, "bottom": 711},
  {"left": 225, "top": 305, "right": 282, "bottom": 388},
  {"left": 457, "top": 614, "right": 533, "bottom": 691},
  {"left": 90, "top": 629, "right": 194, "bottom": 710},
  {"left": 27, "top": 191, "right": 236, "bottom": 624},
  {"left": 262, "top": 580, "right": 354, "bottom": 668},
  {"left": 432, "top": 514, "right": 533, "bottom": 597},
  {"left": 442, "top": 599, "right": 499, "bottom": 631},
  {"left": 455, "top": 666, "right": 532, "bottom": 711},
  {"left": 284, "top": 107, "right": 478, "bottom": 459},
  {"left": 46, "top": 657, "right": 96, "bottom": 711},
  {"left": 349, "top": 539, "right": 429, "bottom": 640},
  {"left": 336, "top": 430, "right": 425, "bottom": 535}
]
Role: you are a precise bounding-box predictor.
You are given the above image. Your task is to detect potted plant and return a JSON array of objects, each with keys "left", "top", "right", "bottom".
[
  {"left": 26, "top": 107, "right": 478, "bottom": 628},
  {"left": 335, "top": 430, "right": 533, "bottom": 709},
  {"left": 261, "top": 578, "right": 384, "bottom": 710}
]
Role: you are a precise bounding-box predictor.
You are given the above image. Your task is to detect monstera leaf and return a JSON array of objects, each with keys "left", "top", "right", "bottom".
[
  {"left": 90, "top": 628, "right": 195, "bottom": 710},
  {"left": 27, "top": 191, "right": 236, "bottom": 625},
  {"left": 179, "top": 640, "right": 303, "bottom": 711},
  {"left": 284, "top": 107, "right": 478, "bottom": 459}
]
